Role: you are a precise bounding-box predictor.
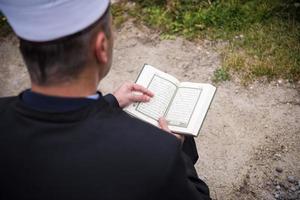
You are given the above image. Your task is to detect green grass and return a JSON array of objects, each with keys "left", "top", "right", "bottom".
[
  {"left": 213, "top": 68, "right": 231, "bottom": 83},
  {"left": 112, "top": 0, "right": 300, "bottom": 84},
  {"left": 1, "top": 2, "right": 299, "bottom": 83},
  {"left": 0, "top": 13, "right": 12, "bottom": 37}
]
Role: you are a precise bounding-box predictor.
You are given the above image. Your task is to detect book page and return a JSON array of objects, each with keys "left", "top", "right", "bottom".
[
  {"left": 125, "top": 64, "right": 216, "bottom": 136},
  {"left": 165, "top": 87, "right": 202, "bottom": 128},
  {"left": 135, "top": 64, "right": 180, "bottom": 87},
  {"left": 135, "top": 74, "right": 177, "bottom": 120}
]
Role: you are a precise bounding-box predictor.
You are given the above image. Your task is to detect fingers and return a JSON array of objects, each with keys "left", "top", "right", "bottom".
[
  {"left": 130, "top": 93, "right": 151, "bottom": 103},
  {"left": 159, "top": 117, "right": 185, "bottom": 143},
  {"left": 132, "top": 84, "right": 154, "bottom": 97},
  {"left": 129, "top": 83, "right": 154, "bottom": 103},
  {"left": 113, "top": 82, "right": 154, "bottom": 107},
  {"left": 158, "top": 117, "right": 171, "bottom": 133}
]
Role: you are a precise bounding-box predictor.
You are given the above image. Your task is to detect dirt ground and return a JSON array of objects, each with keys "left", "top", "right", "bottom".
[{"left": 1, "top": 20, "right": 299, "bottom": 200}]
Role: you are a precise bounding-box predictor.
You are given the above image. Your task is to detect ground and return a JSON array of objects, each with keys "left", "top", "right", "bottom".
[{"left": 0, "top": 20, "right": 299, "bottom": 200}]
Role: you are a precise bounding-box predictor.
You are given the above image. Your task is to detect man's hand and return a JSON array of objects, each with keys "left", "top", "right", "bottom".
[
  {"left": 159, "top": 117, "right": 185, "bottom": 144},
  {"left": 113, "top": 82, "right": 154, "bottom": 108}
]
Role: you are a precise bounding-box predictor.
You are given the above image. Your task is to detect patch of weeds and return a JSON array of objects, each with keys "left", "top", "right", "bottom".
[
  {"left": 222, "top": 50, "right": 247, "bottom": 72},
  {"left": 225, "top": 17, "right": 300, "bottom": 83},
  {"left": 113, "top": 0, "right": 300, "bottom": 83},
  {"left": 0, "top": 13, "right": 12, "bottom": 37},
  {"left": 139, "top": 6, "right": 173, "bottom": 29},
  {"left": 111, "top": 3, "right": 131, "bottom": 28},
  {"left": 160, "top": 33, "right": 176, "bottom": 40},
  {"left": 213, "top": 68, "right": 230, "bottom": 83}
]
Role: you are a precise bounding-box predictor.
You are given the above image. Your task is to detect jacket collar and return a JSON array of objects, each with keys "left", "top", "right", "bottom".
[{"left": 21, "top": 89, "right": 102, "bottom": 112}]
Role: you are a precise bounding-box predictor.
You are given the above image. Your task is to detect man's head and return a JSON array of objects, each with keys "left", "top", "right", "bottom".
[
  {"left": 20, "top": 7, "right": 113, "bottom": 86},
  {"left": 0, "top": 0, "right": 113, "bottom": 87}
]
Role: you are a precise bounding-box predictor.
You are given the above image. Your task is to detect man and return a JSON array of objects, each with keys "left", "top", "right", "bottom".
[{"left": 0, "top": 0, "right": 211, "bottom": 199}]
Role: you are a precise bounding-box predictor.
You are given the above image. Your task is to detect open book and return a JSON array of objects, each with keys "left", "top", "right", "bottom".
[{"left": 125, "top": 64, "right": 216, "bottom": 137}]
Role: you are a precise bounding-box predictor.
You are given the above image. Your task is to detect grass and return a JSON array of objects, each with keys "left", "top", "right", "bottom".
[
  {"left": 0, "top": 13, "right": 12, "bottom": 37},
  {"left": 1, "top": 2, "right": 299, "bottom": 84},
  {"left": 112, "top": 0, "right": 300, "bottom": 84},
  {"left": 213, "top": 68, "right": 230, "bottom": 82}
]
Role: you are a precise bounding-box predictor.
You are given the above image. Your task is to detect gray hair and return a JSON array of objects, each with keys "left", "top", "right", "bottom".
[{"left": 19, "top": 6, "right": 111, "bottom": 86}]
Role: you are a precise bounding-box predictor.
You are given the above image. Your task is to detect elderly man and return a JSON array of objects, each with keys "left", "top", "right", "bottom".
[{"left": 0, "top": 0, "right": 210, "bottom": 199}]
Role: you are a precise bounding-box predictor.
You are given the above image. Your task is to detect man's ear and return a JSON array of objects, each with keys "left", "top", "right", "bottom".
[{"left": 95, "top": 31, "right": 108, "bottom": 64}]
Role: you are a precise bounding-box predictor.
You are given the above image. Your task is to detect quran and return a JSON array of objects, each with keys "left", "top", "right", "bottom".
[{"left": 125, "top": 64, "right": 216, "bottom": 137}]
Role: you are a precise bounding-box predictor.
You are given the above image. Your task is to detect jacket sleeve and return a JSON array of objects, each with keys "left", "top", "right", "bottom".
[
  {"left": 103, "top": 93, "right": 120, "bottom": 108},
  {"left": 182, "top": 136, "right": 199, "bottom": 165},
  {"left": 160, "top": 141, "right": 211, "bottom": 200}
]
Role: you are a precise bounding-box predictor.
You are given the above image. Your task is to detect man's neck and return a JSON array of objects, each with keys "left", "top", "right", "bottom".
[{"left": 31, "top": 76, "right": 99, "bottom": 98}]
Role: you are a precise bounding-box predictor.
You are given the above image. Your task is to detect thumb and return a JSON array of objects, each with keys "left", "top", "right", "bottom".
[
  {"left": 158, "top": 117, "right": 171, "bottom": 133},
  {"left": 130, "top": 93, "right": 151, "bottom": 103},
  {"left": 159, "top": 117, "right": 185, "bottom": 144}
]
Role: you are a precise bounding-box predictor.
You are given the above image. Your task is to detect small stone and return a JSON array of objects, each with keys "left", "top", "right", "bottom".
[
  {"left": 278, "top": 79, "right": 283, "bottom": 84},
  {"left": 274, "top": 153, "right": 281, "bottom": 160},
  {"left": 279, "top": 182, "right": 286, "bottom": 188},
  {"left": 290, "top": 186, "right": 296, "bottom": 192},
  {"left": 276, "top": 185, "right": 281, "bottom": 190},
  {"left": 273, "top": 179, "right": 279, "bottom": 186},
  {"left": 288, "top": 176, "right": 295, "bottom": 183},
  {"left": 276, "top": 167, "right": 283, "bottom": 173},
  {"left": 279, "top": 191, "right": 287, "bottom": 199},
  {"left": 288, "top": 194, "right": 298, "bottom": 200},
  {"left": 298, "top": 180, "right": 300, "bottom": 186},
  {"left": 274, "top": 193, "right": 280, "bottom": 199}
]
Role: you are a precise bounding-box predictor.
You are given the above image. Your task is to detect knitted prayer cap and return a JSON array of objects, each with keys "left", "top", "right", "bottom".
[{"left": 0, "top": 0, "right": 110, "bottom": 42}]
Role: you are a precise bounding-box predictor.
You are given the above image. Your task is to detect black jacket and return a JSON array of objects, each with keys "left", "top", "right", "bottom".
[{"left": 0, "top": 92, "right": 210, "bottom": 200}]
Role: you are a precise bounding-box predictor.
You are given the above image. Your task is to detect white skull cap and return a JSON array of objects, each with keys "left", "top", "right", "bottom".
[{"left": 0, "top": 0, "right": 110, "bottom": 42}]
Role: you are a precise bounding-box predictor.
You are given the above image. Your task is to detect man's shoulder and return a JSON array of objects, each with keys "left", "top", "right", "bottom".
[
  {"left": 109, "top": 110, "right": 178, "bottom": 142},
  {"left": 103, "top": 110, "right": 181, "bottom": 159},
  {"left": 106, "top": 111, "right": 182, "bottom": 177},
  {"left": 0, "top": 96, "right": 18, "bottom": 112}
]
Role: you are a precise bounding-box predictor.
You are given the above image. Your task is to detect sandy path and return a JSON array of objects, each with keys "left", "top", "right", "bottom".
[{"left": 0, "top": 21, "right": 299, "bottom": 200}]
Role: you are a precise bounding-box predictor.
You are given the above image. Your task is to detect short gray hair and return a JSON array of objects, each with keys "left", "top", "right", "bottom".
[{"left": 19, "top": 6, "right": 111, "bottom": 86}]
